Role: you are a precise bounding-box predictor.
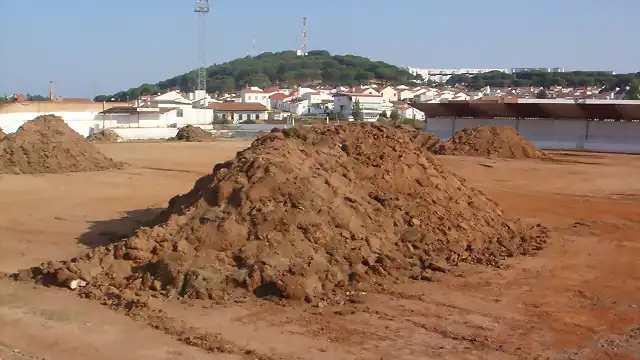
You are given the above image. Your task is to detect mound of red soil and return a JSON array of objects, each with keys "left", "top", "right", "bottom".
[
  {"left": 0, "top": 115, "right": 122, "bottom": 174},
  {"left": 411, "top": 131, "right": 452, "bottom": 154},
  {"left": 445, "top": 126, "right": 547, "bottom": 159},
  {"left": 21, "top": 123, "right": 547, "bottom": 304},
  {"left": 171, "top": 125, "right": 214, "bottom": 142},
  {"left": 86, "top": 129, "right": 122, "bottom": 143}
]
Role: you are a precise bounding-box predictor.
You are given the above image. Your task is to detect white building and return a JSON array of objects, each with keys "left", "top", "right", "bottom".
[
  {"left": 510, "top": 67, "right": 565, "bottom": 74},
  {"left": 208, "top": 102, "right": 269, "bottom": 124},
  {"left": 333, "top": 92, "right": 383, "bottom": 121},
  {"left": 0, "top": 100, "right": 129, "bottom": 136},
  {"left": 285, "top": 99, "right": 308, "bottom": 115},
  {"left": 378, "top": 86, "right": 398, "bottom": 103},
  {"left": 406, "top": 67, "right": 509, "bottom": 83},
  {"left": 396, "top": 88, "right": 416, "bottom": 101},
  {"left": 240, "top": 87, "right": 270, "bottom": 108},
  {"left": 98, "top": 106, "right": 208, "bottom": 128},
  {"left": 269, "top": 93, "right": 290, "bottom": 110},
  {"left": 392, "top": 101, "right": 425, "bottom": 120}
]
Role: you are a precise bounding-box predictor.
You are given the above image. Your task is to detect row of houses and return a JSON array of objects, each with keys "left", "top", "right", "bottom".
[{"left": 2, "top": 81, "right": 632, "bottom": 136}]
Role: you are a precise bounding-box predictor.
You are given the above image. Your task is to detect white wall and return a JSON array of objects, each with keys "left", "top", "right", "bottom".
[
  {"left": 1, "top": 108, "right": 215, "bottom": 137},
  {"left": 113, "top": 123, "right": 291, "bottom": 140},
  {"left": 425, "top": 117, "right": 640, "bottom": 154},
  {"left": 0, "top": 111, "right": 99, "bottom": 136},
  {"left": 112, "top": 127, "right": 178, "bottom": 140},
  {"left": 241, "top": 91, "right": 270, "bottom": 108}
]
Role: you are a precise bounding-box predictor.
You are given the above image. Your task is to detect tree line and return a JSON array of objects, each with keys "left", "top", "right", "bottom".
[
  {"left": 94, "top": 50, "right": 422, "bottom": 102},
  {"left": 446, "top": 70, "right": 640, "bottom": 91},
  {"left": 1, "top": 94, "right": 50, "bottom": 103}
]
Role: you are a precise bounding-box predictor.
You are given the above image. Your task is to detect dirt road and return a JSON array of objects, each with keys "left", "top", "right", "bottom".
[{"left": 0, "top": 142, "right": 638, "bottom": 360}]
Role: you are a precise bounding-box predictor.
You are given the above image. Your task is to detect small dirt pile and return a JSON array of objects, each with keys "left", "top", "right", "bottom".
[
  {"left": 0, "top": 127, "right": 5, "bottom": 139},
  {"left": 20, "top": 123, "right": 547, "bottom": 303},
  {"left": 0, "top": 115, "right": 121, "bottom": 174},
  {"left": 411, "top": 131, "right": 452, "bottom": 154},
  {"left": 86, "top": 129, "right": 122, "bottom": 143},
  {"left": 445, "top": 126, "right": 548, "bottom": 159},
  {"left": 171, "top": 125, "right": 214, "bottom": 142}
]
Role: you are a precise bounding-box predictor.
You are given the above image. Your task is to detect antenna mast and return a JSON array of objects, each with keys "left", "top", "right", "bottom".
[
  {"left": 252, "top": 36, "right": 257, "bottom": 57},
  {"left": 194, "top": 0, "right": 210, "bottom": 107},
  {"left": 301, "top": 17, "right": 307, "bottom": 55}
]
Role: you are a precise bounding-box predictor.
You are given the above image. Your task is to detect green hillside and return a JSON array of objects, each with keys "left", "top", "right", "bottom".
[{"left": 94, "top": 50, "right": 421, "bottom": 102}]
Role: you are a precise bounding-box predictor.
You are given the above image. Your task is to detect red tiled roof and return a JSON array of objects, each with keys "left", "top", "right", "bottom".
[
  {"left": 242, "top": 89, "right": 264, "bottom": 94},
  {"left": 270, "top": 93, "right": 288, "bottom": 100},
  {"left": 264, "top": 86, "right": 280, "bottom": 93}
]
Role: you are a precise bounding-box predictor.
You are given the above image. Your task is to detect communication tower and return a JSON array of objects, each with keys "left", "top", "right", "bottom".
[
  {"left": 194, "top": 0, "right": 210, "bottom": 107},
  {"left": 297, "top": 17, "right": 307, "bottom": 56}
]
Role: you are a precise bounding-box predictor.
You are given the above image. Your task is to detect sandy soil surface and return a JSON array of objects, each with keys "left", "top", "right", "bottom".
[{"left": 0, "top": 143, "right": 639, "bottom": 360}]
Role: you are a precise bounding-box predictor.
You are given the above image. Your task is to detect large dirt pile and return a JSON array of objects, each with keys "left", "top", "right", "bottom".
[
  {"left": 444, "top": 126, "right": 548, "bottom": 159},
  {"left": 0, "top": 115, "right": 121, "bottom": 174},
  {"left": 20, "top": 123, "right": 547, "bottom": 303},
  {"left": 86, "top": 129, "right": 122, "bottom": 143},
  {"left": 171, "top": 125, "right": 214, "bottom": 142}
]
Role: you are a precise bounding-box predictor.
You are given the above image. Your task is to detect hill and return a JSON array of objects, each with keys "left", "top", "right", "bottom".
[{"left": 94, "top": 50, "right": 421, "bottom": 102}]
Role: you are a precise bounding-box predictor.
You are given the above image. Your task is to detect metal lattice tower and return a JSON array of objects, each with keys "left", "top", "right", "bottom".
[
  {"left": 300, "top": 17, "right": 307, "bottom": 55},
  {"left": 194, "top": 0, "right": 210, "bottom": 107}
]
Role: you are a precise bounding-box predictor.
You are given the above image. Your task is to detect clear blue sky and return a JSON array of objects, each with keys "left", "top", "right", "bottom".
[{"left": 0, "top": 0, "right": 637, "bottom": 98}]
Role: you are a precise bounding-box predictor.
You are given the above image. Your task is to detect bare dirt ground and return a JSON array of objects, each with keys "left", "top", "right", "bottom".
[{"left": 0, "top": 143, "right": 639, "bottom": 360}]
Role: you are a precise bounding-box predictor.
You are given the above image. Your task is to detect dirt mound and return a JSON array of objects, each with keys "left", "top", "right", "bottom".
[
  {"left": 445, "top": 126, "right": 547, "bottom": 159},
  {"left": 0, "top": 115, "right": 122, "bottom": 174},
  {"left": 171, "top": 125, "right": 214, "bottom": 142},
  {"left": 86, "top": 129, "right": 122, "bottom": 143},
  {"left": 411, "top": 131, "right": 452, "bottom": 154},
  {"left": 20, "top": 123, "right": 547, "bottom": 303},
  {"left": 0, "top": 127, "right": 5, "bottom": 139}
]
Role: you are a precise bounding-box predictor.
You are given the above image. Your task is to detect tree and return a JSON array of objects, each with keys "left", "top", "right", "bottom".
[
  {"left": 212, "top": 113, "right": 227, "bottom": 124},
  {"left": 425, "top": 79, "right": 439, "bottom": 87},
  {"left": 248, "top": 73, "right": 271, "bottom": 88},
  {"left": 445, "top": 70, "right": 640, "bottom": 90},
  {"left": 351, "top": 100, "right": 364, "bottom": 121},
  {"left": 390, "top": 109, "right": 400, "bottom": 123},
  {"left": 469, "top": 77, "right": 486, "bottom": 90},
  {"left": 380, "top": 110, "right": 388, "bottom": 118},
  {"left": 25, "top": 94, "right": 49, "bottom": 101},
  {"left": 536, "top": 89, "right": 549, "bottom": 99},
  {"left": 626, "top": 83, "right": 640, "bottom": 100}
]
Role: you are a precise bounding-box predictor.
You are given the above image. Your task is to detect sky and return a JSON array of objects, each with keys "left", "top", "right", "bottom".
[{"left": 0, "top": 0, "right": 638, "bottom": 98}]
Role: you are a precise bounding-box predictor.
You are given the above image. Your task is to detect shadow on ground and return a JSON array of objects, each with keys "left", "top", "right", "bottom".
[{"left": 77, "top": 208, "right": 164, "bottom": 248}]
